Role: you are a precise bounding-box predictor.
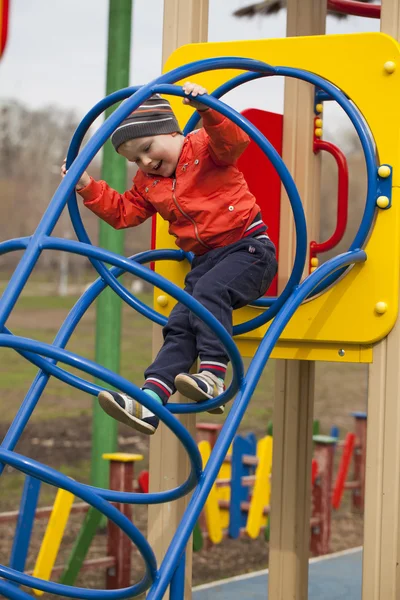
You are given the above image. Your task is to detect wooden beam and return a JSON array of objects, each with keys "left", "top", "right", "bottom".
[{"left": 270, "top": 1, "right": 326, "bottom": 599}]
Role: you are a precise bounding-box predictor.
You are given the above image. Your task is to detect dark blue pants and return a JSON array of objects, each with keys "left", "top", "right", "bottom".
[{"left": 144, "top": 237, "right": 277, "bottom": 401}]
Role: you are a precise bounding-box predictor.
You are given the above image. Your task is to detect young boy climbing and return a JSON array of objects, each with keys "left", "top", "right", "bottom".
[{"left": 61, "top": 82, "right": 277, "bottom": 435}]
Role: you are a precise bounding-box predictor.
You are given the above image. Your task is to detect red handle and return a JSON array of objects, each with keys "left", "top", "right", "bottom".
[
  {"left": 310, "top": 135, "right": 349, "bottom": 263},
  {"left": 327, "top": 0, "right": 380, "bottom": 18}
]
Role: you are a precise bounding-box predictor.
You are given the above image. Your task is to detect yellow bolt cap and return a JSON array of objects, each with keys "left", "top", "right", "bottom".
[
  {"left": 310, "top": 257, "right": 319, "bottom": 267},
  {"left": 314, "top": 128, "right": 323, "bottom": 138},
  {"left": 315, "top": 118, "right": 323, "bottom": 127},
  {"left": 316, "top": 103, "right": 323, "bottom": 113},
  {"left": 376, "top": 195, "right": 390, "bottom": 208},
  {"left": 157, "top": 295, "right": 169, "bottom": 307},
  {"left": 378, "top": 165, "right": 391, "bottom": 178},
  {"left": 384, "top": 61, "right": 396, "bottom": 74},
  {"left": 375, "top": 302, "right": 388, "bottom": 315}
]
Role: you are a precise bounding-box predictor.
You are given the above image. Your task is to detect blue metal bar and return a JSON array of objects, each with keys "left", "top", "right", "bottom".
[
  {"left": 0, "top": 580, "right": 35, "bottom": 600},
  {"left": 39, "top": 237, "right": 244, "bottom": 412},
  {"left": 57, "top": 58, "right": 375, "bottom": 336},
  {"left": 146, "top": 249, "right": 366, "bottom": 599},
  {"left": 0, "top": 238, "right": 30, "bottom": 255},
  {"left": 0, "top": 249, "right": 185, "bottom": 473},
  {"left": 64, "top": 76, "right": 306, "bottom": 332},
  {"left": 0, "top": 449, "right": 156, "bottom": 598},
  {"left": 169, "top": 552, "right": 186, "bottom": 599},
  {"left": 67, "top": 73, "right": 307, "bottom": 334},
  {"left": 0, "top": 336, "right": 202, "bottom": 505},
  {"left": 9, "top": 476, "right": 41, "bottom": 578},
  {"left": 183, "top": 71, "right": 266, "bottom": 135},
  {"left": 0, "top": 55, "right": 377, "bottom": 599}
]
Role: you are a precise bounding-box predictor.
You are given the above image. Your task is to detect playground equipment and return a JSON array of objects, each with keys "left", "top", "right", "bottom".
[
  {"left": 1, "top": 2, "right": 400, "bottom": 600},
  {"left": 192, "top": 415, "right": 366, "bottom": 557}
]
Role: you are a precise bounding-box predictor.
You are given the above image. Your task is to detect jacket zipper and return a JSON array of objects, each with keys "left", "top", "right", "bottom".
[{"left": 171, "top": 179, "right": 212, "bottom": 250}]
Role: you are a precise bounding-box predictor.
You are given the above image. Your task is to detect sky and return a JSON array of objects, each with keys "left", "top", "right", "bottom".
[{"left": 0, "top": 0, "right": 380, "bottom": 135}]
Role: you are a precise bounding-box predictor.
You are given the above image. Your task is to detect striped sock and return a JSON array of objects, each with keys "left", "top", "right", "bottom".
[
  {"left": 199, "top": 360, "right": 227, "bottom": 381},
  {"left": 141, "top": 389, "right": 162, "bottom": 420},
  {"left": 142, "top": 377, "right": 173, "bottom": 405}
]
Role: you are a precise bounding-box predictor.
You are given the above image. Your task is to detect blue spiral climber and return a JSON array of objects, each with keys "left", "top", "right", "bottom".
[{"left": 0, "top": 56, "right": 376, "bottom": 599}]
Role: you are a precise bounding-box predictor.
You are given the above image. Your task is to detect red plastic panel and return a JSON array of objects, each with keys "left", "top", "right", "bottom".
[{"left": 237, "top": 109, "right": 283, "bottom": 296}]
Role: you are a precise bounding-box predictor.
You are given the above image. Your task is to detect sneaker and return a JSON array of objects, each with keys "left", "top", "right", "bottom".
[
  {"left": 98, "top": 390, "right": 159, "bottom": 435},
  {"left": 174, "top": 371, "right": 225, "bottom": 415}
]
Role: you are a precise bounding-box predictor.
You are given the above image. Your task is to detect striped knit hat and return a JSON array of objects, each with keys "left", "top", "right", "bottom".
[{"left": 111, "top": 94, "right": 181, "bottom": 151}]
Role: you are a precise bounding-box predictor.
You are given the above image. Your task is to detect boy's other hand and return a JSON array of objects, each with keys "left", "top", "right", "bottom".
[
  {"left": 182, "top": 82, "right": 209, "bottom": 112},
  {"left": 61, "top": 159, "right": 91, "bottom": 191}
]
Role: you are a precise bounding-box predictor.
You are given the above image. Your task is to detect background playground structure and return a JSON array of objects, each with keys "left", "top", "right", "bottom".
[{"left": 0, "top": 412, "right": 365, "bottom": 594}]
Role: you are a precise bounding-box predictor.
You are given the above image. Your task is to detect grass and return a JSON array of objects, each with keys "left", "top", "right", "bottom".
[{"left": 0, "top": 290, "right": 276, "bottom": 427}]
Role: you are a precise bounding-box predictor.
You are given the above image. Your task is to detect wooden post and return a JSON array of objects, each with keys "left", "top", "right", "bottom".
[
  {"left": 103, "top": 453, "right": 142, "bottom": 590},
  {"left": 147, "top": 2, "right": 209, "bottom": 598},
  {"left": 362, "top": 4, "right": 400, "bottom": 599},
  {"left": 310, "top": 436, "right": 335, "bottom": 556},
  {"left": 352, "top": 413, "right": 367, "bottom": 512},
  {"left": 364, "top": 319, "right": 400, "bottom": 599},
  {"left": 196, "top": 423, "right": 222, "bottom": 447},
  {"left": 269, "top": 1, "right": 326, "bottom": 598}
]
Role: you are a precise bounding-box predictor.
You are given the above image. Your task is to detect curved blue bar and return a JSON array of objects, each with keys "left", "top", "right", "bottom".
[
  {"left": 0, "top": 580, "right": 34, "bottom": 600},
  {"left": 182, "top": 66, "right": 376, "bottom": 308},
  {"left": 64, "top": 79, "right": 306, "bottom": 333},
  {"left": 183, "top": 71, "right": 266, "bottom": 135},
  {"left": 0, "top": 55, "right": 378, "bottom": 599},
  {"left": 272, "top": 66, "right": 377, "bottom": 296},
  {"left": 0, "top": 449, "right": 156, "bottom": 598},
  {"left": 146, "top": 249, "right": 367, "bottom": 599},
  {"left": 62, "top": 57, "right": 376, "bottom": 333},
  {"left": 0, "top": 248, "right": 183, "bottom": 466},
  {"left": 0, "top": 237, "right": 30, "bottom": 255},
  {"left": 152, "top": 84, "right": 307, "bottom": 330},
  {"left": 0, "top": 336, "right": 202, "bottom": 505},
  {"left": 40, "top": 236, "right": 244, "bottom": 412}
]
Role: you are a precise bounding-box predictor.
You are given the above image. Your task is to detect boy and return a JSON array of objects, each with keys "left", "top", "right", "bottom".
[{"left": 61, "top": 82, "right": 277, "bottom": 435}]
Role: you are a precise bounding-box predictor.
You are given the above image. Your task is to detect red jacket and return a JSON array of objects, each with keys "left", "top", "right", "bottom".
[{"left": 79, "top": 109, "right": 262, "bottom": 255}]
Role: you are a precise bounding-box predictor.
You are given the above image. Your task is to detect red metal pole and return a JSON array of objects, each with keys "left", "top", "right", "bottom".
[
  {"left": 327, "top": 0, "right": 380, "bottom": 18},
  {"left": 332, "top": 433, "right": 356, "bottom": 509}
]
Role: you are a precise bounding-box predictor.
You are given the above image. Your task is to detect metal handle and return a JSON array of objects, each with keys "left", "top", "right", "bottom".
[{"left": 310, "top": 137, "right": 349, "bottom": 267}]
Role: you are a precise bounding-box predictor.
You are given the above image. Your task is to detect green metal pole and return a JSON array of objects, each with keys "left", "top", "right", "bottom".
[{"left": 91, "top": 0, "right": 132, "bottom": 489}]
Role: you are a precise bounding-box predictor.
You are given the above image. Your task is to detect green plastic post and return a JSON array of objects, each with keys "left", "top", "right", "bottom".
[
  {"left": 91, "top": 0, "right": 133, "bottom": 489},
  {"left": 59, "top": 508, "right": 103, "bottom": 586},
  {"left": 313, "top": 419, "right": 320, "bottom": 436},
  {"left": 192, "top": 521, "right": 204, "bottom": 552}
]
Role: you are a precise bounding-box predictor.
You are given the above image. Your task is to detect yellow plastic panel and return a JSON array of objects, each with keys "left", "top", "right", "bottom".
[
  {"left": 198, "top": 440, "right": 223, "bottom": 544},
  {"left": 154, "top": 33, "right": 400, "bottom": 361},
  {"left": 216, "top": 445, "right": 232, "bottom": 530},
  {"left": 246, "top": 436, "right": 273, "bottom": 539}
]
